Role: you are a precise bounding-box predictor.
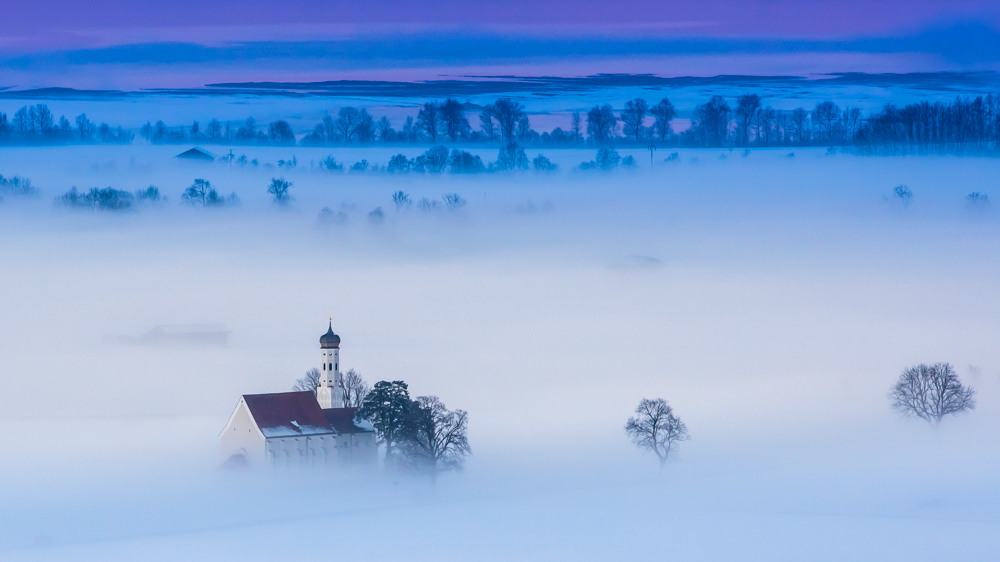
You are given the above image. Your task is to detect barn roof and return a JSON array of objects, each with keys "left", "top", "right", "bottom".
[
  {"left": 323, "top": 407, "right": 375, "bottom": 434},
  {"left": 175, "top": 147, "right": 215, "bottom": 160},
  {"left": 243, "top": 392, "right": 334, "bottom": 438}
]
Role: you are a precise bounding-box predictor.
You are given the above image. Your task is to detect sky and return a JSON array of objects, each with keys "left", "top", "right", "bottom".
[
  {"left": 2, "top": 0, "right": 1000, "bottom": 88},
  {"left": 2, "top": 0, "right": 1000, "bottom": 45}
]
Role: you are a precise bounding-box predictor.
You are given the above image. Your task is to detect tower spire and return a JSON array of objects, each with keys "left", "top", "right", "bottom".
[{"left": 317, "top": 319, "right": 344, "bottom": 409}]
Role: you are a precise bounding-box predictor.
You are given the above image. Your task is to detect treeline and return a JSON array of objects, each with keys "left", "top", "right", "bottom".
[
  {"left": 0, "top": 104, "right": 133, "bottom": 144},
  {"left": 4, "top": 94, "right": 1000, "bottom": 152}
]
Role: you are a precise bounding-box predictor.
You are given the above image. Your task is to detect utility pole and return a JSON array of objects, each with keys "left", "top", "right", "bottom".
[{"left": 647, "top": 143, "right": 656, "bottom": 167}]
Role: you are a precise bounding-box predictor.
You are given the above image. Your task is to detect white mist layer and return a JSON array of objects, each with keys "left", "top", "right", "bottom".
[{"left": 0, "top": 146, "right": 998, "bottom": 560}]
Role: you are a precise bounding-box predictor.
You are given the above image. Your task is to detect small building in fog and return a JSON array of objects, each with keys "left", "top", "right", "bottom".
[
  {"left": 175, "top": 147, "right": 215, "bottom": 161},
  {"left": 219, "top": 322, "right": 377, "bottom": 468}
]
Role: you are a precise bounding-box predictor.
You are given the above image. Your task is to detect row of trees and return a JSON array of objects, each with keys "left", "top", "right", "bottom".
[
  {"left": 0, "top": 104, "right": 133, "bottom": 144},
  {"left": 7, "top": 94, "right": 1000, "bottom": 152}
]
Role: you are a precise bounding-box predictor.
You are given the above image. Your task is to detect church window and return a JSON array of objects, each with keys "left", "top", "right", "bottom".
[
  {"left": 322, "top": 363, "right": 326, "bottom": 371},
  {"left": 329, "top": 363, "right": 333, "bottom": 370}
]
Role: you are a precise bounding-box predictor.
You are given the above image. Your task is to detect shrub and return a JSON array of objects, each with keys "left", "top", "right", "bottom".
[
  {"left": 532, "top": 155, "right": 558, "bottom": 171},
  {"left": 321, "top": 156, "right": 343, "bottom": 171},
  {"left": 183, "top": 179, "right": 238, "bottom": 207},
  {"left": 388, "top": 154, "right": 411, "bottom": 173},
  {"left": 967, "top": 192, "right": 990, "bottom": 209},
  {"left": 208, "top": 190, "right": 239, "bottom": 206},
  {"left": 417, "top": 197, "right": 440, "bottom": 212},
  {"left": 368, "top": 207, "right": 385, "bottom": 223},
  {"left": 621, "top": 155, "right": 637, "bottom": 168},
  {"left": 350, "top": 160, "right": 370, "bottom": 173},
  {"left": 58, "top": 186, "right": 134, "bottom": 211},
  {"left": 581, "top": 147, "right": 622, "bottom": 171},
  {"left": 135, "top": 185, "right": 162, "bottom": 203},
  {"left": 413, "top": 146, "right": 449, "bottom": 173},
  {"left": 268, "top": 178, "right": 292, "bottom": 204},
  {"left": 893, "top": 184, "right": 913, "bottom": 206},
  {"left": 449, "top": 150, "right": 486, "bottom": 173},
  {"left": 0, "top": 175, "right": 38, "bottom": 197},
  {"left": 443, "top": 193, "right": 466, "bottom": 210},
  {"left": 318, "top": 206, "right": 348, "bottom": 226},
  {"left": 664, "top": 152, "right": 680, "bottom": 162},
  {"left": 392, "top": 191, "right": 411, "bottom": 209},
  {"left": 494, "top": 145, "right": 529, "bottom": 171}
]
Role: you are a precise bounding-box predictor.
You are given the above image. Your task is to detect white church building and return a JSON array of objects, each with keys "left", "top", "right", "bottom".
[{"left": 220, "top": 322, "right": 377, "bottom": 468}]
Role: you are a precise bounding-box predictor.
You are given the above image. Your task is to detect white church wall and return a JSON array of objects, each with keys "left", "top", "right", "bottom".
[{"left": 219, "top": 400, "right": 266, "bottom": 465}]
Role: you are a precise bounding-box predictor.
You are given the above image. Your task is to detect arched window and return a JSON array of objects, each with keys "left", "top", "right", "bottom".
[
  {"left": 329, "top": 363, "right": 333, "bottom": 371},
  {"left": 322, "top": 363, "right": 326, "bottom": 370}
]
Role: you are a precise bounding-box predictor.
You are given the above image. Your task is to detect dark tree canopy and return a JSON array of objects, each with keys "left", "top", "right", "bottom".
[
  {"left": 625, "top": 398, "right": 689, "bottom": 470},
  {"left": 417, "top": 102, "right": 441, "bottom": 142},
  {"left": 398, "top": 395, "right": 471, "bottom": 481},
  {"left": 438, "top": 99, "right": 470, "bottom": 142},
  {"left": 621, "top": 98, "right": 648, "bottom": 144},
  {"left": 587, "top": 104, "right": 617, "bottom": 145},
  {"left": 736, "top": 94, "right": 762, "bottom": 147},
  {"left": 890, "top": 363, "right": 976, "bottom": 425},
  {"left": 489, "top": 98, "right": 526, "bottom": 147},
  {"left": 691, "top": 96, "right": 731, "bottom": 147},
  {"left": 267, "top": 177, "right": 292, "bottom": 204},
  {"left": 357, "top": 380, "right": 412, "bottom": 460},
  {"left": 649, "top": 98, "right": 676, "bottom": 142}
]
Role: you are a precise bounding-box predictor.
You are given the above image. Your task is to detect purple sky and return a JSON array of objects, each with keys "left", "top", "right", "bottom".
[
  {"left": 2, "top": 1, "right": 1000, "bottom": 88},
  {"left": 3, "top": 0, "right": 999, "bottom": 49}
]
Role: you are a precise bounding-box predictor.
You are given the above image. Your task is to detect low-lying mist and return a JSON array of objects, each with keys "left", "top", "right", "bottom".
[{"left": 1, "top": 146, "right": 999, "bottom": 560}]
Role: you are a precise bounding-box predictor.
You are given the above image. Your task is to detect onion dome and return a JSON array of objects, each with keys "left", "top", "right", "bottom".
[{"left": 320, "top": 321, "right": 341, "bottom": 348}]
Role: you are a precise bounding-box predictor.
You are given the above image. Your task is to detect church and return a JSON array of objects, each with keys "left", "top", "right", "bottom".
[{"left": 219, "top": 322, "right": 377, "bottom": 468}]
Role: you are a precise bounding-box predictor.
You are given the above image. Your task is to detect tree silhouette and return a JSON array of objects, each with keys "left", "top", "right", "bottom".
[{"left": 625, "top": 398, "right": 689, "bottom": 470}]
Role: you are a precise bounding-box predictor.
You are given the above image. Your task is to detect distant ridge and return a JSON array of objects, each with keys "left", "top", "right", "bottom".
[{"left": 1, "top": 72, "right": 998, "bottom": 101}]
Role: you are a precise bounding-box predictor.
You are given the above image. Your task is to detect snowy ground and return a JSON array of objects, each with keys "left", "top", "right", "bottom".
[{"left": 1, "top": 146, "right": 999, "bottom": 560}]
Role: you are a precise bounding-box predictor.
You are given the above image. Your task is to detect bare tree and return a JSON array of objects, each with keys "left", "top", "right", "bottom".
[
  {"left": 206, "top": 119, "right": 222, "bottom": 141},
  {"left": 813, "top": 101, "right": 840, "bottom": 145},
  {"left": 400, "top": 396, "right": 471, "bottom": 482},
  {"left": 490, "top": 98, "right": 526, "bottom": 147},
  {"left": 356, "top": 109, "right": 375, "bottom": 143},
  {"left": 438, "top": 98, "right": 470, "bottom": 142},
  {"left": 842, "top": 107, "right": 862, "bottom": 140},
  {"left": 416, "top": 102, "right": 441, "bottom": 142},
  {"left": 690, "top": 96, "right": 731, "bottom": 147},
  {"left": 625, "top": 398, "right": 689, "bottom": 470},
  {"left": 650, "top": 98, "right": 676, "bottom": 141},
  {"left": 479, "top": 109, "right": 497, "bottom": 143},
  {"left": 75, "top": 113, "right": 95, "bottom": 141},
  {"left": 376, "top": 116, "right": 393, "bottom": 142},
  {"left": 292, "top": 368, "right": 321, "bottom": 397},
  {"left": 620, "top": 98, "right": 648, "bottom": 144},
  {"left": 343, "top": 369, "right": 370, "bottom": 408},
  {"left": 791, "top": 108, "right": 810, "bottom": 144},
  {"left": 267, "top": 177, "right": 292, "bottom": 204},
  {"left": 736, "top": 94, "right": 762, "bottom": 146},
  {"left": 890, "top": 363, "right": 976, "bottom": 425},
  {"left": 570, "top": 111, "right": 582, "bottom": 143},
  {"left": 586, "top": 104, "right": 617, "bottom": 145},
  {"left": 336, "top": 107, "right": 361, "bottom": 143}
]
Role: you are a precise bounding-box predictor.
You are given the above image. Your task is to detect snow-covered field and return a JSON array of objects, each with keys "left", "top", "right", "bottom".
[{"left": 1, "top": 145, "right": 999, "bottom": 560}]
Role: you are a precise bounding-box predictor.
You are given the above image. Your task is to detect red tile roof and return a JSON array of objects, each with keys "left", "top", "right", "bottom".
[
  {"left": 323, "top": 407, "right": 374, "bottom": 434},
  {"left": 243, "top": 391, "right": 334, "bottom": 438}
]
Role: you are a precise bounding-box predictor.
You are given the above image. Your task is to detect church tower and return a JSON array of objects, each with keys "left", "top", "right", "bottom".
[{"left": 316, "top": 320, "right": 346, "bottom": 409}]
